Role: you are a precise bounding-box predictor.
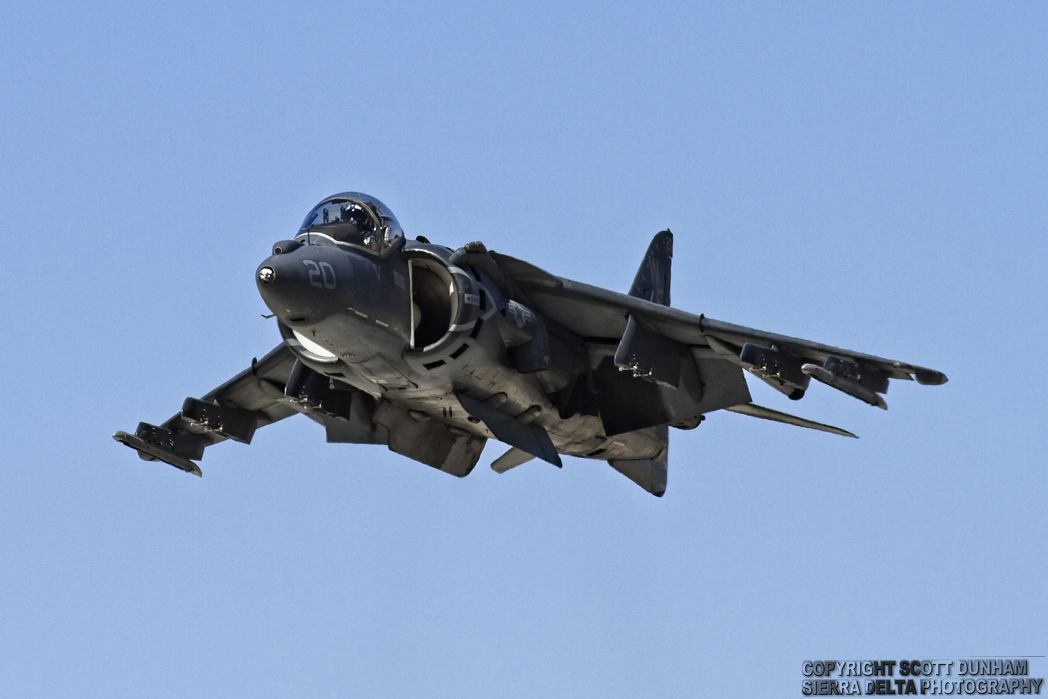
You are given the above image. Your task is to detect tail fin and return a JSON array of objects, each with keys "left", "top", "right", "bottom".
[
  {"left": 607, "top": 232, "right": 674, "bottom": 496},
  {"left": 628, "top": 230, "right": 672, "bottom": 306}
]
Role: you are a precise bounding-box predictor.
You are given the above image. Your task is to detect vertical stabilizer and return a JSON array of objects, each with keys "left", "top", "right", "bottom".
[
  {"left": 628, "top": 230, "right": 672, "bottom": 306},
  {"left": 607, "top": 232, "right": 674, "bottom": 496}
]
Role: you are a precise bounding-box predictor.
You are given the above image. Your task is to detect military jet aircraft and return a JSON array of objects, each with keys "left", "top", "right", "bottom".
[{"left": 114, "top": 192, "right": 947, "bottom": 496}]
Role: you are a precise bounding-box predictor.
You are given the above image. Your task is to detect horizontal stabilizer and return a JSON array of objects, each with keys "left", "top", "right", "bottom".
[
  {"left": 725, "top": 403, "right": 856, "bottom": 439},
  {"left": 491, "top": 447, "right": 535, "bottom": 473}
]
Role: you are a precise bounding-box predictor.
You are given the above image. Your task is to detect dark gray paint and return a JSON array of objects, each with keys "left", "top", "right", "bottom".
[{"left": 114, "top": 193, "right": 948, "bottom": 496}]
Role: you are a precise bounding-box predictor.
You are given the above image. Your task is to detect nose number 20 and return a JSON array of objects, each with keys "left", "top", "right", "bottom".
[{"left": 303, "top": 260, "right": 336, "bottom": 290}]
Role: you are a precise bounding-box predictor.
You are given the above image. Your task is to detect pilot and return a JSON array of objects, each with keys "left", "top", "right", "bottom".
[{"left": 343, "top": 204, "right": 372, "bottom": 230}]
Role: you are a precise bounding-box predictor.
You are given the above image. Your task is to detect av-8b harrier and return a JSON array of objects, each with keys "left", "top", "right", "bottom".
[{"left": 114, "top": 192, "right": 947, "bottom": 496}]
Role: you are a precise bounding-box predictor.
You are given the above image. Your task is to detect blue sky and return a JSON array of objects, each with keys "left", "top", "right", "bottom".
[{"left": 2, "top": 2, "right": 1046, "bottom": 697}]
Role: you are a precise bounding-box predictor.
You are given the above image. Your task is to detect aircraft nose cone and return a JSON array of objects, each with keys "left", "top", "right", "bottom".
[
  {"left": 255, "top": 243, "right": 347, "bottom": 325},
  {"left": 255, "top": 255, "right": 302, "bottom": 292},
  {"left": 256, "top": 249, "right": 316, "bottom": 322}
]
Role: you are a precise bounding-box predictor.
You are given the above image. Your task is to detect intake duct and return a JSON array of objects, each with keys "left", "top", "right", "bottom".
[{"left": 405, "top": 252, "right": 481, "bottom": 353}]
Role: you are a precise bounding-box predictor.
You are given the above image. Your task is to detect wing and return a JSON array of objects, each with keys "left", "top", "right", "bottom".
[
  {"left": 115, "top": 342, "right": 484, "bottom": 478},
  {"left": 113, "top": 344, "right": 299, "bottom": 475},
  {"left": 489, "top": 250, "right": 947, "bottom": 413}
]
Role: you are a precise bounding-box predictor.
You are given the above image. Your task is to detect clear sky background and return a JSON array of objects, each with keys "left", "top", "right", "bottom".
[{"left": 2, "top": 2, "right": 1046, "bottom": 697}]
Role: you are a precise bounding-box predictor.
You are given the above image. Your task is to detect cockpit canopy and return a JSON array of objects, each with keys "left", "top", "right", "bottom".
[{"left": 297, "top": 192, "right": 404, "bottom": 255}]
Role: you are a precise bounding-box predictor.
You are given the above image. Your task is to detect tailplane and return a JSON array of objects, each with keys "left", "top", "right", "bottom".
[{"left": 724, "top": 403, "right": 856, "bottom": 438}]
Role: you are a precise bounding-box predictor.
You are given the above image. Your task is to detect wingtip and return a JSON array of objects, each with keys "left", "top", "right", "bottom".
[
  {"left": 915, "top": 368, "right": 949, "bottom": 386},
  {"left": 113, "top": 429, "right": 203, "bottom": 476}
]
